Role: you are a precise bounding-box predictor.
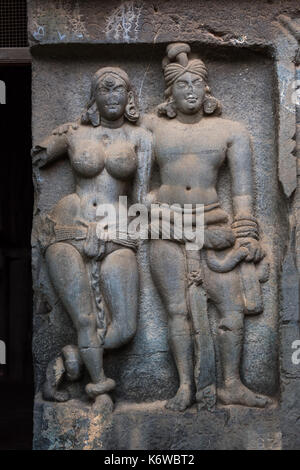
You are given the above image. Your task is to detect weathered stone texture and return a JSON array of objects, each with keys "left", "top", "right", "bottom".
[
  {"left": 34, "top": 395, "right": 281, "bottom": 450},
  {"left": 30, "top": 0, "right": 300, "bottom": 450},
  {"left": 27, "top": 0, "right": 300, "bottom": 47}
]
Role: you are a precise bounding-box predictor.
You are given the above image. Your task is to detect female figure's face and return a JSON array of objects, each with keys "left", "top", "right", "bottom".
[{"left": 95, "top": 74, "right": 128, "bottom": 121}]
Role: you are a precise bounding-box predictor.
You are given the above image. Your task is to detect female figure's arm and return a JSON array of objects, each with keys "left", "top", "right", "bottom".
[{"left": 31, "top": 122, "right": 77, "bottom": 168}]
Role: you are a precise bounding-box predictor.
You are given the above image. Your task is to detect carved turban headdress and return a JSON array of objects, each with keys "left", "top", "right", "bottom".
[
  {"left": 163, "top": 43, "right": 208, "bottom": 97},
  {"left": 158, "top": 42, "right": 221, "bottom": 118}
]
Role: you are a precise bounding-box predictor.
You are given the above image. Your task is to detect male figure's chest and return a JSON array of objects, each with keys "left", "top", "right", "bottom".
[{"left": 154, "top": 122, "right": 227, "bottom": 169}]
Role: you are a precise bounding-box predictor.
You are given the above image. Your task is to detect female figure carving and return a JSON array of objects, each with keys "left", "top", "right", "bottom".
[{"left": 32, "top": 67, "right": 152, "bottom": 402}]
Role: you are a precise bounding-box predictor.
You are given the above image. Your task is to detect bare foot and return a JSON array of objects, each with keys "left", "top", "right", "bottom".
[
  {"left": 165, "top": 384, "right": 193, "bottom": 412},
  {"left": 85, "top": 377, "right": 116, "bottom": 399},
  {"left": 218, "top": 380, "right": 272, "bottom": 408}
]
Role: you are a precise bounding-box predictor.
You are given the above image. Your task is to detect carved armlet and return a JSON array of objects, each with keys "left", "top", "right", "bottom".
[{"left": 231, "top": 216, "right": 259, "bottom": 240}]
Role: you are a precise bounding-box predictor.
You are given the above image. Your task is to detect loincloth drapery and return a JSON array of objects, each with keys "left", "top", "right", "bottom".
[
  {"left": 148, "top": 201, "right": 268, "bottom": 277},
  {"left": 38, "top": 214, "right": 137, "bottom": 257},
  {"left": 37, "top": 214, "right": 138, "bottom": 341},
  {"left": 149, "top": 201, "right": 235, "bottom": 252}
]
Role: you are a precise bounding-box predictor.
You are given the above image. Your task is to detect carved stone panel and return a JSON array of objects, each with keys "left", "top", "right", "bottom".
[{"left": 30, "top": 0, "right": 300, "bottom": 450}]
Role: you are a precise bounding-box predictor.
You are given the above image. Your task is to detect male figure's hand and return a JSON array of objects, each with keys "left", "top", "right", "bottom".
[{"left": 237, "top": 237, "right": 264, "bottom": 263}]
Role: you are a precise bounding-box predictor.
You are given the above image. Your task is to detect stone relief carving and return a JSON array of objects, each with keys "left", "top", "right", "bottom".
[
  {"left": 32, "top": 67, "right": 152, "bottom": 407},
  {"left": 141, "top": 42, "right": 271, "bottom": 411},
  {"left": 28, "top": 0, "right": 300, "bottom": 450},
  {"left": 32, "top": 43, "right": 272, "bottom": 413}
]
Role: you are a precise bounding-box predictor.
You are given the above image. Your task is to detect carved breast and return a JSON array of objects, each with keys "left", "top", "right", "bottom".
[
  {"left": 70, "top": 139, "right": 105, "bottom": 178},
  {"left": 69, "top": 136, "right": 137, "bottom": 182},
  {"left": 105, "top": 141, "right": 137, "bottom": 181}
]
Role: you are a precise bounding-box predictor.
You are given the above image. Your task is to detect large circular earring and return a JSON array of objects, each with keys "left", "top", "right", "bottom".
[
  {"left": 203, "top": 94, "right": 220, "bottom": 115},
  {"left": 166, "top": 99, "right": 177, "bottom": 118},
  {"left": 87, "top": 102, "right": 101, "bottom": 126},
  {"left": 125, "top": 91, "right": 139, "bottom": 122},
  {"left": 81, "top": 100, "right": 100, "bottom": 127}
]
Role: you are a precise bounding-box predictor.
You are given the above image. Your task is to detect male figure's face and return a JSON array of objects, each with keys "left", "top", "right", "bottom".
[
  {"left": 95, "top": 74, "right": 128, "bottom": 121},
  {"left": 172, "top": 72, "right": 205, "bottom": 115}
]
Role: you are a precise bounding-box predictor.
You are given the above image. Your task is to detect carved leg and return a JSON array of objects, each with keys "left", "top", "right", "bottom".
[
  {"left": 100, "top": 248, "right": 139, "bottom": 350},
  {"left": 46, "top": 243, "right": 115, "bottom": 399},
  {"left": 204, "top": 265, "right": 271, "bottom": 407},
  {"left": 43, "top": 345, "right": 83, "bottom": 402},
  {"left": 150, "top": 240, "right": 194, "bottom": 411},
  {"left": 62, "top": 344, "right": 84, "bottom": 382},
  {"left": 217, "top": 309, "right": 271, "bottom": 407}
]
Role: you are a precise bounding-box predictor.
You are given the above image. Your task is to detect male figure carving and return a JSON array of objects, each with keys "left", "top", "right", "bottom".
[{"left": 142, "top": 43, "right": 270, "bottom": 411}]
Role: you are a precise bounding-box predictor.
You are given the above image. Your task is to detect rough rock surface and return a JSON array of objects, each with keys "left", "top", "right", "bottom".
[{"left": 34, "top": 394, "right": 281, "bottom": 450}]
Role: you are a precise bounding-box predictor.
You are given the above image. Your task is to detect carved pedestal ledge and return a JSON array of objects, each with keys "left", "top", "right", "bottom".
[{"left": 34, "top": 394, "right": 281, "bottom": 450}]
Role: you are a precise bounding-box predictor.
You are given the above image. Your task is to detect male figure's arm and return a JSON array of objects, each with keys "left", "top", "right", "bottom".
[{"left": 227, "top": 122, "right": 264, "bottom": 262}]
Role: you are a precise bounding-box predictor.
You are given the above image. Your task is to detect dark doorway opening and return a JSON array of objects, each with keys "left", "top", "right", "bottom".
[{"left": 0, "top": 65, "right": 33, "bottom": 450}]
